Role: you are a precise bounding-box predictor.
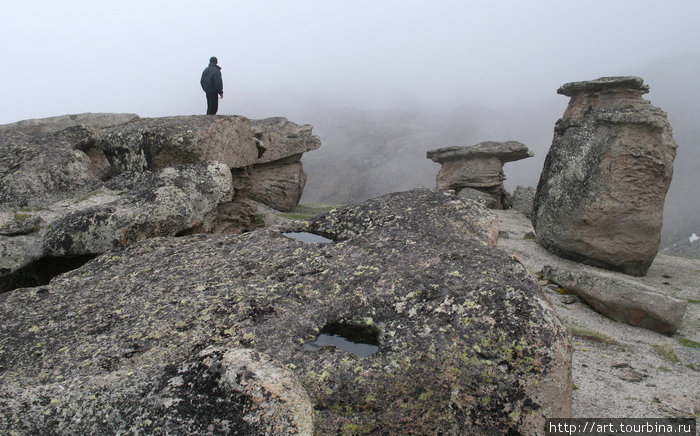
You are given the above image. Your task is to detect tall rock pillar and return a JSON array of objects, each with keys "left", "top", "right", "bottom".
[{"left": 533, "top": 76, "right": 677, "bottom": 276}]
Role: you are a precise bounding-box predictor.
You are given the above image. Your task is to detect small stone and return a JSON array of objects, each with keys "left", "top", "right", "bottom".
[
  {"left": 618, "top": 368, "right": 646, "bottom": 383},
  {"left": 612, "top": 361, "right": 630, "bottom": 368},
  {"left": 560, "top": 295, "right": 578, "bottom": 305},
  {"left": 498, "top": 231, "right": 510, "bottom": 239}
]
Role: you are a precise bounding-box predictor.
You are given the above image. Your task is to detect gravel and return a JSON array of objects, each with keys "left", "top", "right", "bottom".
[{"left": 495, "top": 209, "right": 699, "bottom": 419}]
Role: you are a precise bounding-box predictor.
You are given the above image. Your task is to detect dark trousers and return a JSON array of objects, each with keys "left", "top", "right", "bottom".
[{"left": 206, "top": 92, "right": 219, "bottom": 115}]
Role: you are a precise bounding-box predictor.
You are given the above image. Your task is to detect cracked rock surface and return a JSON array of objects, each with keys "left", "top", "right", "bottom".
[{"left": 0, "top": 189, "right": 571, "bottom": 435}]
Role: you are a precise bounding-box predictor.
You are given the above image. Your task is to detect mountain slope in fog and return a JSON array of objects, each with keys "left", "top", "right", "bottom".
[{"left": 299, "top": 53, "right": 699, "bottom": 247}]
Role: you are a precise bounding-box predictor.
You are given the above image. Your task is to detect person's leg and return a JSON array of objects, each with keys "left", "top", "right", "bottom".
[{"left": 206, "top": 92, "right": 219, "bottom": 115}]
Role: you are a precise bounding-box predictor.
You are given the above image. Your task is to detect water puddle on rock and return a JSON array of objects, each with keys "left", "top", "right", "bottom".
[
  {"left": 303, "top": 323, "right": 379, "bottom": 357},
  {"left": 283, "top": 232, "right": 333, "bottom": 244}
]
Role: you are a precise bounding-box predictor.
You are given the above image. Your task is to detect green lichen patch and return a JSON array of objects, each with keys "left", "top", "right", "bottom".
[{"left": 0, "top": 189, "right": 571, "bottom": 435}]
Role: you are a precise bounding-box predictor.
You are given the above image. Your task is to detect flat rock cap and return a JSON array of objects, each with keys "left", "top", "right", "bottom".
[
  {"left": 427, "top": 141, "right": 533, "bottom": 164},
  {"left": 557, "top": 76, "right": 648, "bottom": 96}
]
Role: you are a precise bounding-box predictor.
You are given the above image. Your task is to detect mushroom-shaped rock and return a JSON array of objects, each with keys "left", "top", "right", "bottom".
[
  {"left": 533, "top": 76, "right": 677, "bottom": 276},
  {"left": 427, "top": 141, "right": 533, "bottom": 209}
]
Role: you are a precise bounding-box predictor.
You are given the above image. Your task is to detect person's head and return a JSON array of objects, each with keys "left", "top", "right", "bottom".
[{"left": 209, "top": 56, "right": 218, "bottom": 65}]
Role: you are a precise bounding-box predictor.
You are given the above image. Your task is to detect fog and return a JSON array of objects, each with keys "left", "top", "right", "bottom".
[
  {"left": 1, "top": 0, "right": 699, "bottom": 123},
  {"left": 1, "top": 1, "right": 699, "bottom": 245}
]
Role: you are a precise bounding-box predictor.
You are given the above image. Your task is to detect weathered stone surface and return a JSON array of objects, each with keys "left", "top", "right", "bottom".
[
  {"left": 557, "top": 76, "right": 647, "bottom": 97},
  {"left": 435, "top": 156, "right": 504, "bottom": 190},
  {"left": 246, "top": 161, "right": 308, "bottom": 212},
  {"left": 533, "top": 76, "right": 677, "bottom": 276},
  {"left": 427, "top": 141, "right": 533, "bottom": 209},
  {"left": 427, "top": 141, "right": 534, "bottom": 164},
  {"left": 0, "top": 114, "right": 322, "bottom": 292},
  {"left": 458, "top": 187, "right": 499, "bottom": 209},
  {"left": 95, "top": 115, "right": 259, "bottom": 173},
  {"left": 0, "top": 214, "right": 41, "bottom": 237},
  {"left": 0, "top": 126, "right": 104, "bottom": 207},
  {"left": 43, "top": 163, "right": 232, "bottom": 257},
  {"left": 511, "top": 186, "right": 536, "bottom": 219},
  {"left": 0, "top": 235, "right": 44, "bottom": 285},
  {"left": 540, "top": 265, "right": 687, "bottom": 335},
  {"left": 251, "top": 117, "right": 322, "bottom": 165},
  {"left": 168, "top": 346, "right": 314, "bottom": 435},
  {"left": 0, "top": 112, "right": 140, "bottom": 135},
  {"left": 0, "top": 163, "right": 232, "bottom": 292},
  {"left": 191, "top": 198, "right": 260, "bottom": 235},
  {"left": 0, "top": 189, "right": 571, "bottom": 435}
]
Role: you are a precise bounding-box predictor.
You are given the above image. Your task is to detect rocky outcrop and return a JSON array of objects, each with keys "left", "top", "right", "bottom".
[
  {"left": 496, "top": 208, "right": 697, "bottom": 337},
  {"left": 0, "top": 113, "right": 139, "bottom": 136},
  {"left": 246, "top": 118, "right": 321, "bottom": 211},
  {"left": 0, "top": 189, "right": 572, "bottom": 435},
  {"left": 540, "top": 266, "right": 687, "bottom": 335},
  {"left": 0, "top": 113, "right": 321, "bottom": 292},
  {"left": 43, "top": 163, "right": 233, "bottom": 257},
  {"left": 511, "top": 185, "right": 536, "bottom": 219},
  {"left": 533, "top": 76, "right": 677, "bottom": 276},
  {"left": 427, "top": 141, "right": 533, "bottom": 209},
  {"left": 494, "top": 208, "right": 700, "bottom": 419}
]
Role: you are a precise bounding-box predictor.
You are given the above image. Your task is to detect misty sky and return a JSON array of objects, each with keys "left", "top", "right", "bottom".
[{"left": 1, "top": 0, "right": 699, "bottom": 125}]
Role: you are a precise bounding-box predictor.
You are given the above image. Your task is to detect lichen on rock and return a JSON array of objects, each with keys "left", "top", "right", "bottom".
[
  {"left": 533, "top": 76, "right": 677, "bottom": 276},
  {"left": 0, "top": 113, "right": 321, "bottom": 292},
  {"left": 0, "top": 189, "right": 571, "bottom": 435}
]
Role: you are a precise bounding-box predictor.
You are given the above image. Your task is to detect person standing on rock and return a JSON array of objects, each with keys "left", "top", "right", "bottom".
[{"left": 200, "top": 56, "right": 224, "bottom": 115}]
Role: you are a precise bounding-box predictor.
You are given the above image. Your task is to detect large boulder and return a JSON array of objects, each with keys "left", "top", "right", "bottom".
[
  {"left": 43, "top": 163, "right": 233, "bottom": 257},
  {"left": 251, "top": 117, "right": 322, "bottom": 164},
  {"left": 242, "top": 118, "right": 321, "bottom": 212},
  {"left": 540, "top": 265, "right": 687, "bottom": 335},
  {"left": 245, "top": 160, "right": 308, "bottom": 212},
  {"left": 0, "top": 163, "right": 232, "bottom": 292},
  {"left": 427, "top": 141, "right": 533, "bottom": 209},
  {"left": 533, "top": 76, "right": 677, "bottom": 276},
  {"left": 0, "top": 114, "right": 322, "bottom": 293},
  {"left": 0, "top": 126, "right": 104, "bottom": 207},
  {"left": 0, "top": 189, "right": 572, "bottom": 435},
  {"left": 94, "top": 115, "right": 260, "bottom": 174}
]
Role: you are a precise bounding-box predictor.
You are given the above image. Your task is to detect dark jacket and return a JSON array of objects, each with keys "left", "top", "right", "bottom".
[{"left": 200, "top": 63, "right": 223, "bottom": 95}]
